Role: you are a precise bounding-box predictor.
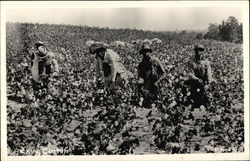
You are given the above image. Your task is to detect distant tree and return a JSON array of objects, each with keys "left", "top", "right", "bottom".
[
  {"left": 219, "top": 16, "right": 240, "bottom": 42},
  {"left": 237, "top": 23, "right": 243, "bottom": 43},
  {"left": 181, "top": 30, "right": 186, "bottom": 35},
  {"left": 218, "top": 20, "right": 230, "bottom": 41},
  {"left": 204, "top": 16, "right": 242, "bottom": 43},
  {"left": 196, "top": 33, "right": 203, "bottom": 39},
  {"left": 204, "top": 23, "right": 220, "bottom": 40}
]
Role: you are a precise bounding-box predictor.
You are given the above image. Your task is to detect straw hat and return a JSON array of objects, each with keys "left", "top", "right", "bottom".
[
  {"left": 139, "top": 43, "right": 153, "bottom": 54},
  {"left": 89, "top": 42, "right": 108, "bottom": 54},
  {"left": 194, "top": 44, "right": 205, "bottom": 52}
]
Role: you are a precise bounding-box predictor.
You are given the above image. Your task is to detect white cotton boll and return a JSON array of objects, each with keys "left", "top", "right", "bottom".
[
  {"left": 214, "top": 147, "right": 222, "bottom": 153},
  {"left": 19, "top": 147, "right": 25, "bottom": 155},
  {"left": 164, "top": 114, "right": 169, "bottom": 119},
  {"left": 133, "top": 106, "right": 137, "bottom": 112},
  {"left": 150, "top": 135, "right": 155, "bottom": 144},
  {"left": 217, "top": 109, "right": 222, "bottom": 114},
  {"left": 40, "top": 147, "right": 49, "bottom": 155},
  {"left": 200, "top": 105, "right": 205, "bottom": 112},
  {"left": 238, "top": 146, "right": 244, "bottom": 152},
  {"left": 107, "top": 144, "right": 115, "bottom": 151},
  {"left": 35, "top": 149, "right": 42, "bottom": 155},
  {"left": 83, "top": 102, "right": 88, "bottom": 107},
  {"left": 31, "top": 101, "right": 38, "bottom": 108},
  {"left": 169, "top": 101, "right": 177, "bottom": 108},
  {"left": 204, "top": 145, "right": 213, "bottom": 152},
  {"left": 144, "top": 126, "right": 149, "bottom": 132},
  {"left": 114, "top": 121, "right": 119, "bottom": 126},
  {"left": 131, "top": 120, "right": 137, "bottom": 127},
  {"left": 21, "top": 87, "right": 26, "bottom": 95},
  {"left": 140, "top": 97, "right": 144, "bottom": 102},
  {"left": 232, "top": 146, "right": 237, "bottom": 152}
]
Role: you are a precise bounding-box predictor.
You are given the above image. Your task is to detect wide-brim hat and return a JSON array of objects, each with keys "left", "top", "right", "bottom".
[
  {"left": 85, "top": 40, "right": 95, "bottom": 48},
  {"left": 89, "top": 42, "right": 108, "bottom": 54},
  {"left": 35, "top": 42, "right": 48, "bottom": 57},
  {"left": 35, "top": 41, "right": 46, "bottom": 49},
  {"left": 139, "top": 44, "right": 153, "bottom": 54},
  {"left": 194, "top": 44, "right": 205, "bottom": 52}
]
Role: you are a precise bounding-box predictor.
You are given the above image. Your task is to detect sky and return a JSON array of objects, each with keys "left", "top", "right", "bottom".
[{"left": 6, "top": 6, "right": 243, "bottom": 31}]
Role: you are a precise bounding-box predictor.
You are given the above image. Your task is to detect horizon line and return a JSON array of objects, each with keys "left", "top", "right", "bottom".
[{"left": 6, "top": 21, "right": 209, "bottom": 33}]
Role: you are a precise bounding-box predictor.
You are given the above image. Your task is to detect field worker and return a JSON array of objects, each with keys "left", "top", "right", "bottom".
[
  {"left": 186, "top": 44, "right": 214, "bottom": 109},
  {"left": 89, "top": 42, "right": 132, "bottom": 90},
  {"left": 137, "top": 42, "right": 165, "bottom": 105},
  {"left": 31, "top": 41, "right": 59, "bottom": 91}
]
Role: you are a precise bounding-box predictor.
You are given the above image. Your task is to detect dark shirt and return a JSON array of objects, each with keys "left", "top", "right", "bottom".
[{"left": 138, "top": 56, "right": 165, "bottom": 82}]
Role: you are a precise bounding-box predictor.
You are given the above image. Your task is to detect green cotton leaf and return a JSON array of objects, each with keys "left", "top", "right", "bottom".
[
  {"left": 22, "top": 119, "right": 32, "bottom": 128},
  {"left": 106, "top": 143, "right": 115, "bottom": 152},
  {"left": 66, "top": 132, "right": 74, "bottom": 138}
]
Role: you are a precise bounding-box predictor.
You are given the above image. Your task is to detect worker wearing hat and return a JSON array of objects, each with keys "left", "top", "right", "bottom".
[
  {"left": 31, "top": 41, "right": 59, "bottom": 92},
  {"left": 185, "top": 44, "right": 214, "bottom": 109},
  {"left": 137, "top": 42, "right": 165, "bottom": 106},
  {"left": 89, "top": 42, "right": 132, "bottom": 90},
  {"left": 188, "top": 44, "right": 213, "bottom": 84}
]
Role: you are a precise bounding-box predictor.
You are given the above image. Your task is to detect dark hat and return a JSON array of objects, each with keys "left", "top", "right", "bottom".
[
  {"left": 194, "top": 44, "right": 205, "bottom": 52},
  {"left": 35, "top": 41, "right": 45, "bottom": 49},
  {"left": 89, "top": 42, "right": 108, "bottom": 54},
  {"left": 139, "top": 44, "right": 153, "bottom": 54}
]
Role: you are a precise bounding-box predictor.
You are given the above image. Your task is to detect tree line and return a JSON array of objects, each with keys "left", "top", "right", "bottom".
[{"left": 204, "top": 16, "right": 243, "bottom": 43}]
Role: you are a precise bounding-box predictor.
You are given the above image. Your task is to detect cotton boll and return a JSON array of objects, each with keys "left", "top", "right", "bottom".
[{"left": 200, "top": 105, "right": 205, "bottom": 112}]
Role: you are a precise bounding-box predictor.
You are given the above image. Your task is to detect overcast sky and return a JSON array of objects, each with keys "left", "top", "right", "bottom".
[{"left": 6, "top": 7, "right": 243, "bottom": 31}]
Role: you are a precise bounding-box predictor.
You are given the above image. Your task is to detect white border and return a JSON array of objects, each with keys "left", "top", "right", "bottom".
[{"left": 1, "top": 1, "right": 249, "bottom": 161}]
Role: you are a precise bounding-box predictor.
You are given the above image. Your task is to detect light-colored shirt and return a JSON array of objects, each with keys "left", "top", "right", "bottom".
[
  {"left": 31, "top": 51, "right": 59, "bottom": 81},
  {"left": 95, "top": 49, "right": 126, "bottom": 82},
  {"left": 188, "top": 58, "right": 212, "bottom": 84}
]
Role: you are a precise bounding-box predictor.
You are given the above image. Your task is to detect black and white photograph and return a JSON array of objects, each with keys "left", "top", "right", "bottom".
[{"left": 1, "top": 1, "right": 249, "bottom": 161}]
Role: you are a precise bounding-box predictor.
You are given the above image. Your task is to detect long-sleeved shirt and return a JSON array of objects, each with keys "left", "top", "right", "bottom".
[
  {"left": 95, "top": 49, "right": 127, "bottom": 82},
  {"left": 138, "top": 56, "right": 165, "bottom": 82},
  {"left": 138, "top": 56, "right": 165, "bottom": 92},
  {"left": 188, "top": 58, "right": 212, "bottom": 84},
  {"left": 31, "top": 51, "right": 59, "bottom": 81}
]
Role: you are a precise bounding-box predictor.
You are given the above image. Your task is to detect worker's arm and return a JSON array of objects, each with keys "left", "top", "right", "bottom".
[
  {"left": 154, "top": 58, "right": 166, "bottom": 85},
  {"left": 94, "top": 58, "right": 101, "bottom": 82},
  {"left": 188, "top": 61, "right": 203, "bottom": 83},
  {"left": 156, "top": 58, "right": 166, "bottom": 78},
  {"left": 52, "top": 58, "right": 59, "bottom": 74},
  {"left": 48, "top": 52, "right": 59, "bottom": 74},
  {"left": 205, "top": 60, "right": 213, "bottom": 84},
  {"left": 109, "top": 56, "right": 117, "bottom": 82},
  {"left": 189, "top": 70, "right": 200, "bottom": 81}
]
